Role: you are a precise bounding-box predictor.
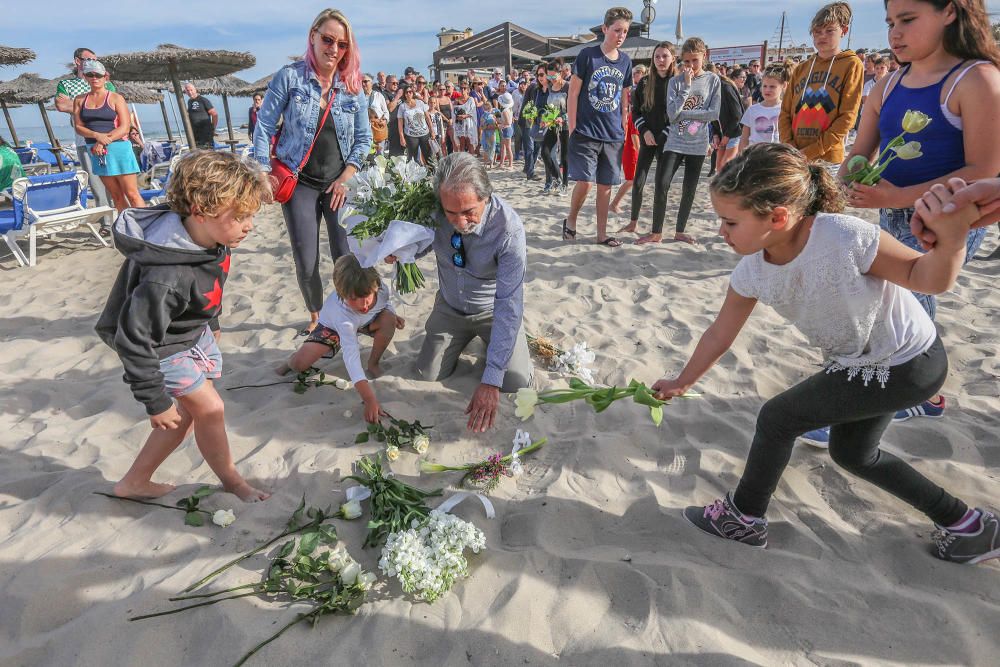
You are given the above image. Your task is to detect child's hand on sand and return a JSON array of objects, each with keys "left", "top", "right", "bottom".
[
  {"left": 651, "top": 377, "right": 690, "bottom": 401},
  {"left": 913, "top": 181, "right": 982, "bottom": 250},
  {"left": 150, "top": 404, "right": 184, "bottom": 430},
  {"left": 364, "top": 396, "right": 386, "bottom": 423}
]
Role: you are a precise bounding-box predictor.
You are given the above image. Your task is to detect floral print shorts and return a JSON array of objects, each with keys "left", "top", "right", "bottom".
[{"left": 159, "top": 326, "right": 222, "bottom": 398}]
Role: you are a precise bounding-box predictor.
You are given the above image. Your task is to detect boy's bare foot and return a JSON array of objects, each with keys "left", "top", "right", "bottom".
[
  {"left": 224, "top": 479, "right": 271, "bottom": 502},
  {"left": 635, "top": 233, "right": 662, "bottom": 245},
  {"left": 367, "top": 363, "right": 385, "bottom": 378},
  {"left": 114, "top": 479, "right": 176, "bottom": 499},
  {"left": 618, "top": 221, "right": 638, "bottom": 233}
]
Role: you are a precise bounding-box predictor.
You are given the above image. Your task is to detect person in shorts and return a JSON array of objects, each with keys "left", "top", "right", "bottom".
[
  {"left": 563, "top": 6, "right": 634, "bottom": 247},
  {"left": 278, "top": 254, "right": 404, "bottom": 424},
  {"left": 95, "top": 151, "right": 272, "bottom": 502}
]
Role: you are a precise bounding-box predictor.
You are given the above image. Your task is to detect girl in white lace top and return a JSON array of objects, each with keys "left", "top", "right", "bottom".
[{"left": 649, "top": 143, "right": 994, "bottom": 564}]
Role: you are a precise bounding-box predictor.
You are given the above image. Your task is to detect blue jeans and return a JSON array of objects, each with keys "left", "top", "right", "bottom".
[
  {"left": 879, "top": 207, "right": 986, "bottom": 321},
  {"left": 520, "top": 122, "right": 540, "bottom": 177}
]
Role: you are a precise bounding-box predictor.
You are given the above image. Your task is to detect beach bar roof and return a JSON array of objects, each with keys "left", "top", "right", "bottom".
[{"left": 432, "top": 23, "right": 587, "bottom": 80}]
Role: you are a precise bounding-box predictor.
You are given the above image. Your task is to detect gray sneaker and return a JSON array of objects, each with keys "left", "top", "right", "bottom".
[
  {"left": 683, "top": 493, "right": 768, "bottom": 548},
  {"left": 932, "top": 508, "right": 1000, "bottom": 565}
]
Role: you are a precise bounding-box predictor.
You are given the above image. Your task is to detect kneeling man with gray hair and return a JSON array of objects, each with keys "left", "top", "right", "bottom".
[{"left": 393, "top": 152, "right": 532, "bottom": 432}]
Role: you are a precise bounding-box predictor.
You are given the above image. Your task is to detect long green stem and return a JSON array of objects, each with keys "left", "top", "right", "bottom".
[
  {"left": 227, "top": 380, "right": 295, "bottom": 391},
  {"left": 169, "top": 583, "right": 260, "bottom": 601},
  {"left": 129, "top": 591, "right": 260, "bottom": 621},
  {"left": 232, "top": 609, "right": 319, "bottom": 667},
  {"left": 179, "top": 525, "right": 312, "bottom": 594},
  {"left": 92, "top": 492, "right": 211, "bottom": 515}
]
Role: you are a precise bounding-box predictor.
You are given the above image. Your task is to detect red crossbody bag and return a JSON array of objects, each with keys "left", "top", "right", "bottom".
[{"left": 270, "top": 89, "right": 335, "bottom": 203}]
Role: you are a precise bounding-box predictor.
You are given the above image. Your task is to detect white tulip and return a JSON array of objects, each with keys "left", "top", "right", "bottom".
[
  {"left": 340, "top": 498, "right": 363, "bottom": 520},
  {"left": 212, "top": 509, "right": 236, "bottom": 528},
  {"left": 514, "top": 388, "right": 538, "bottom": 421}
]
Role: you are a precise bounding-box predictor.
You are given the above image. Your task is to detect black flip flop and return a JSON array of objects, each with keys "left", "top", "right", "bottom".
[
  {"left": 561, "top": 218, "right": 577, "bottom": 241},
  {"left": 597, "top": 237, "right": 623, "bottom": 247}
]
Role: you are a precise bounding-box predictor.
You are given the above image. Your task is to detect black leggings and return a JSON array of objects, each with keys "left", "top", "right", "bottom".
[
  {"left": 733, "top": 337, "right": 968, "bottom": 526},
  {"left": 629, "top": 139, "right": 664, "bottom": 223},
  {"left": 653, "top": 151, "right": 706, "bottom": 234},
  {"left": 541, "top": 128, "right": 568, "bottom": 187},
  {"left": 405, "top": 134, "right": 433, "bottom": 164},
  {"left": 281, "top": 182, "right": 349, "bottom": 313}
]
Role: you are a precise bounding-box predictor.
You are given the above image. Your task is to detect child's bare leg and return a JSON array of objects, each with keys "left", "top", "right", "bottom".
[
  {"left": 276, "top": 341, "right": 333, "bottom": 375},
  {"left": 178, "top": 381, "right": 269, "bottom": 502},
  {"left": 366, "top": 310, "right": 398, "bottom": 377},
  {"left": 114, "top": 404, "right": 194, "bottom": 498}
]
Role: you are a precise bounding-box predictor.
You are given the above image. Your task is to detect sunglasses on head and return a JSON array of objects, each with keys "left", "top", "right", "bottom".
[
  {"left": 84, "top": 72, "right": 104, "bottom": 78},
  {"left": 316, "top": 33, "right": 350, "bottom": 50},
  {"left": 450, "top": 232, "right": 466, "bottom": 268}
]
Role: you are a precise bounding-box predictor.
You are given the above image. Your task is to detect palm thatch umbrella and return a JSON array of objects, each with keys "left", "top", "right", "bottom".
[
  {"left": 0, "top": 73, "right": 65, "bottom": 169},
  {"left": 0, "top": 46, "right": 36, "bottom": 67},
  {"left": 188, "top": 75, "right": 250, "bottom": 150},
  {"left": 102, "top": 44, "right": 255, "bottom": 148},
  {"left": 234, "top": 74, "right": 272, "bottom": 97},
  {"left": 116, "top": 83, "right": 175, "bottom": 143},
  {"left": 0, "top": 45, "right": 37, "bottom": 146}
]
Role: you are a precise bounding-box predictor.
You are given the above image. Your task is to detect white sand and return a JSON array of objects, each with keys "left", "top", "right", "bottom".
[{"left": 1, "top": 166, "right": 998, "bottom": 666}]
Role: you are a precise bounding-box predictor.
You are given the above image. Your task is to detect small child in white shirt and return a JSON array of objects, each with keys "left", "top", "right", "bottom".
[
  {"left": 278, "top": 255, "right": 404, "bottom": 422},
  {"left": 737, "top": 62, "right": 791, "bottom": 153}
]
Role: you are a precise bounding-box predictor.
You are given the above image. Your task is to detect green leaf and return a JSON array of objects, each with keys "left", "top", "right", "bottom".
[
  {"left": 298, "top": 531, "right": 321, "bottom": 556},
  {"left": 287, "top": 495, "right": 307, "bottom": 530},
  {"left": 318, "top": 525, "right": 338, "bottom": 545},
  {"left": 293, "top": 383, "right": 307, "bottom": 394},
  {"left": 277, "top": 539, "right": 296, "bottom": 558},
  {"left": 367, "top": 423, "right": 379, "bottom": 433},
  {"left": 191, "top": 485, "right": 216, "bottom": 499},
  {"left": 650, "top": 405, "right": 664, "bottom": 427},
  {"left": 568, "top": 377, "right": 590, "bottom": 391},
  {"left": 184, "top": 511, "right": 204, "bottom": 527},
  {"left": 355, "top": 433, "right": 370, "bottom": 444}
]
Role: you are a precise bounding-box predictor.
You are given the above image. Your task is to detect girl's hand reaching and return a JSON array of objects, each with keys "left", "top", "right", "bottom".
[{"left": 651, "top": 377, "right": 691, "bottom": 401}]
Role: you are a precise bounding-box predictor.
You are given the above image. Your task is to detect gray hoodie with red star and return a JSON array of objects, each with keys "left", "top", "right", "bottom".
[{"left": 96, "top": 205, "right": 231, "bottom": 415}]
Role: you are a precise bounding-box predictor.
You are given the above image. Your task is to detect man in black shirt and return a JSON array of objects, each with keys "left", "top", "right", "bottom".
[{"left": 183, "top": 82, "right": 218, "bottom": 149}]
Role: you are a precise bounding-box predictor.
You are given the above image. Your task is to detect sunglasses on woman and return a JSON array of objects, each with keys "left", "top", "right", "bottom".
[
  {"left": 316, "top": 33, "right": 350, "bottom": 50},
  {"left": 450, "top": 232, "right": 466, "bottom": 268},
  {"left": 84, "top": 72, "right": 104, "bottom": 79}
]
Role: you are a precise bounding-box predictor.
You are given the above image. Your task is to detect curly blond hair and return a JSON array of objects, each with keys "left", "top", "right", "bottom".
[{"left": 166, "top": 150, "right": 271, "bottom": 218}]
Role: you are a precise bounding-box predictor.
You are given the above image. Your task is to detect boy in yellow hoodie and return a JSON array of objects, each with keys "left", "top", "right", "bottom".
[{"left": 779, "top": 2, "right": 863, "bottom": 165}]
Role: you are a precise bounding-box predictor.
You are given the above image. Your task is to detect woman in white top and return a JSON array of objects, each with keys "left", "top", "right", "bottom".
[
  {"left": 650, "top": 143, "right": 995, "bottom": 564},
  {"left": 396, "top": 84, "right": 436, "bottom": 165},
  {"left": 451, "top": 82, "right": 478, "bottom": 153}
]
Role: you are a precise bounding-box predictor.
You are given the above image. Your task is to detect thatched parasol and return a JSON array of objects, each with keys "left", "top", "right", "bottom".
[
  {"left": 188, "top": 75, "right": 250, "bottom": 150},
  {"left": 0, "top": 46, "right": 36, "bottom": 68},
  {"left": 115, "top": 82, "right": 164, "bottom": 105},
  {"left": 102, "top": 43, "right": 255, "bottom": 149},
  {"left": 0, "top": 73, "right": 65, "bottom": 169},
  {"left": 234, "top": 74, "right": 272, "bottom": 97},
  {"left": 0, "top": 45, "right": 37, "bottom": 145}
]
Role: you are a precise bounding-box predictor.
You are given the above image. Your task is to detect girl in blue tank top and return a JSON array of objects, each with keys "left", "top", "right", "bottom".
[{"left": 835, "top": 0, "right": 1000, "bottom": 423}]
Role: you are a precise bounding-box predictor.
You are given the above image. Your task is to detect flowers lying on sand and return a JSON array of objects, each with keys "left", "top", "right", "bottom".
[
  {"left": 846, "top": 110, "right": 931, "bottom": 185},
  {"left": 356, "top": 415, "right": 433, "bottom": 456},
  {"left": 526, "top": 334, "right": 596, "bottom": 384},
  {"left": 344, "top": 455, "right": 442, "bottom": 548},
  {"left": 129, "top": 497, "right": 372, "bottom": 665},
  {"left": 379, "top": 510, "right": 486, "bottom": 602},
  {"left": 94, "top": 485, "right": 234, "bottom": 528},
  {"left": 421, "top": 430, "right": 547, "bottom": 493},
  {"left": 515, "top": 378, "right": 698, "bottom": 426},
  {"left": 212, "top": 509, "right": 236, "bottom": 528}
]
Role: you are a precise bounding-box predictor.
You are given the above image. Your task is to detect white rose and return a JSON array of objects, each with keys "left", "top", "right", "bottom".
[
  {"left": 212, "top": 509, "right": 236, "bottom": 528},
  {"left": 386, "top": 445, "right": 400, "bottom": 461},
  {"left": 328, "top": 551, "right": 353, "bottom": 573},
  {"left": 413, "top": 434, "right": 430, "bottom": 454},
  {"left": 340, "top": 498, "right": 363, "bottom": 520},
  {"left": 335, "top": 378, "right": 352, "bottom": 390},
  {"left": 340, "top": 561, "right": 362, "bottom": 586},
  {"left": 358, "top": 571, "right": 377, "bottom": 590}
]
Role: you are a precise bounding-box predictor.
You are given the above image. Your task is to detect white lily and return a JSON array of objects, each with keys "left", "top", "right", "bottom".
[
  {"left": 514, "top": 388, "right": 539, "bottom": 421},
  {"left": 212, "top": 509, "right": 236, "bottom": 528}
]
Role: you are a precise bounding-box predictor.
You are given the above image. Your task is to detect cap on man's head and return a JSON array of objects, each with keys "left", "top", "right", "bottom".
[
  {"left": 82, "top": 60, "right": 107, "bottom": 76},
  {"left": 404, "top": 66, "right": 417, "bottom": 75}
]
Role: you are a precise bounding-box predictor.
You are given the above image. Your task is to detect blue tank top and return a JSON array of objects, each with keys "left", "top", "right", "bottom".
[
  {"left": 878, "top": 61, "right": 966, "bottom": 188},
  {"left": 79, "top": 92, "right": 117, "bottom": 144}
]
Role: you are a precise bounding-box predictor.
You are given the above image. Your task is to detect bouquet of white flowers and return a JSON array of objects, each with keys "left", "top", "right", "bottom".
[
  {"left": 378, "top": 510, "right": 486, "bottom": 602},
  {"left": 342, "top": 155, "right": 439, "bottom": 293}
]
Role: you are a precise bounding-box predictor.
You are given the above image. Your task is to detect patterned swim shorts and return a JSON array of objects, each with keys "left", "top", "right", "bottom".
[
  {"left": 305, "top": 322, "right": 374, "bottom": 356},
  {"left": 159, "top": 326, "right": 223, "bottom": 398}
]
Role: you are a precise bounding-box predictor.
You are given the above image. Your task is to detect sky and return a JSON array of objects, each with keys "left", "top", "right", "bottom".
[{"left": 4, "top": 0, "right": 998, "bottom": 136}]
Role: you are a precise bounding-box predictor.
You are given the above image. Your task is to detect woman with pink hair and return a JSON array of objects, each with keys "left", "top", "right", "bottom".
[{"left": 252, "top": 8, "right": 372, "bottom": 334}]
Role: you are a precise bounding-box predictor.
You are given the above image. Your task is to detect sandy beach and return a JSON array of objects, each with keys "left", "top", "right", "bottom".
[{"left": 1, "top": 164, "right": 998, "bottom": 666}]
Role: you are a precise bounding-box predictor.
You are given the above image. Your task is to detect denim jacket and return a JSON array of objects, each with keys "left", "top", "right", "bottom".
[{"left": 252, "top": 61, "right": 371, "bottom": 173}]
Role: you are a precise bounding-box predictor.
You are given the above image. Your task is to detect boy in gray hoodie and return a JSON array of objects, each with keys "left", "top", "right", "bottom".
[{"left": 96, "top": 151, "right": 272, "bottom": 501}]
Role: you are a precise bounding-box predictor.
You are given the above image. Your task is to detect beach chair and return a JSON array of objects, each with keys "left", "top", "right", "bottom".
[
  {"left": 31, "top": 142, "right": 79, "bottom": 169},
  {"left": 0, "top": 171, "right": 114, "bottom": 267},
  {"left": 140, "top": 153, "right": 182, "bottom": 205},
  {"left": 13, "top": 147, "right": 51, "bottom": 176}
]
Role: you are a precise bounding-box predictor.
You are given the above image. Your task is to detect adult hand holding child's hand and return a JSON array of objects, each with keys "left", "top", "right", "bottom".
[
  {"left": 150, "top": 404, "right": 184, "bottom": 431},
  {"left": 912, "top": 180, "right": 982, "bottom": 251}
]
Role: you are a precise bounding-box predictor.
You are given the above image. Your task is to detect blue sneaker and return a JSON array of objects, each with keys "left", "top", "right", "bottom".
[
  {"left": 800, "top": 426, "right": 830, "bottom": 449},
  {"left": 893, "top": 397, "right": 946, "bottom": 423}
]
